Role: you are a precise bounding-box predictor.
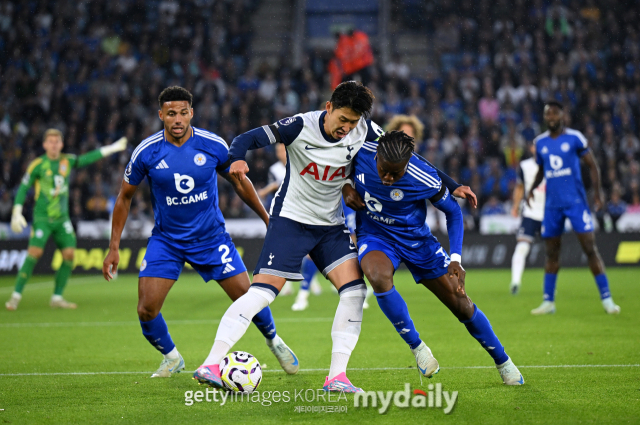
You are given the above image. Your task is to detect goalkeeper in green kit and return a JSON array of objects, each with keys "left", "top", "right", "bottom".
[{"left": 5, "top": 129, "right": 127, "bottom": 310}]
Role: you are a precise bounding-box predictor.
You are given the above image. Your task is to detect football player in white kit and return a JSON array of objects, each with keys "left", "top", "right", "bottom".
[
  {"left": 510, "top": 143, "right": 545, "bottom": 294},
  {"left": 194, "top": 82, "right": 474, "bottom": 392}
]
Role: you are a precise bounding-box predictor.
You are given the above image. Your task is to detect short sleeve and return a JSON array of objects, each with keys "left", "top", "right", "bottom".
[
  {"left": 214, "top": 143, "right": 231, "bottom": 173},
  {"left": 535, "top": 145, "right": 544, "bottom": 166},
  {"left": 574, "top": 131, "right": 589, "bottom": 156},
  {"left": 365, "top": 120, "right": 384, "bottom": 141},
  {"left": 124, "top": 155, "right": 147, "bottom": 186},
  {"left": 272, "top": 116, "right": 304, "bottom": 146}
]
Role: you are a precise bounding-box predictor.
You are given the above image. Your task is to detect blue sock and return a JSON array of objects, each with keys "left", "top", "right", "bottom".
[
  {"left": 252, "top": 306, "right": 277, "bottom": 340},
  {"left": 594, "top": 274, "right": 611, "bottom": 299},
  {"left": 543, "top": 273, "right": 557, "bottom": 301},
  {"left": 300, "top": 257, "right": 317, "bottom": 291},
  {"left": 461, "top": 305, "right": 509, "bottom": 365},
  {"left": 375, "top": 286, "right": 422, "bottom": 349},
  {"left": 140, "top": 312, "right": 175, "bottom": 355}
]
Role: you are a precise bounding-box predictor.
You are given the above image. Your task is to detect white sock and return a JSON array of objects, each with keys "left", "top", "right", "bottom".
[
  {"left": 511, "top": 241, "right": 531, "bottom": 285},
  {"left": 11, "top": 291, "right": 22, "bottom": 300},
  {"left": 328, "top": 283, "right": 366, "bottom": 380},
  {"left": 328, "top": 353, "right": 350, "bottom": 379},
  {"left": 295, "top": 289, "right": 309, "bottom": 301},
  {"left": 365, "top": 285, "right": 373, "bottom": 300},
  {"left": 265, "top": 334, "right": 282, "bottom": 348},
  {"left": 164, "top": 346, "right": 180, "bottom": 360},
  {"left": 204, "top": 286, "right": 276, "bottom": 366},
  {"left": 51, "top": 294, "right": 63, "bottom": 302}
]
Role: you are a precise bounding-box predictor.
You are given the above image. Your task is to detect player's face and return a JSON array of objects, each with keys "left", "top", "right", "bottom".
[
  {"left": 376, "top": 157, "right": 408, "bottom": 186},
  {"left": 159, "top": 101, "right": 193, "bottom": 139},
  {"left": 43, "top": 136, "right": 63, "bottom": 159},
  {"left": 324, "top": 102, "right": 361, "bottom": 139},
  {"left": 543, "top": 105, "right": 563, "bottom": 132}
]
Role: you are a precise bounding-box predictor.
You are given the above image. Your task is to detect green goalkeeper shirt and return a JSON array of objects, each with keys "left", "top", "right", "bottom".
[{"left": 14, "top": 150, "right": 104, "bottom": 221}]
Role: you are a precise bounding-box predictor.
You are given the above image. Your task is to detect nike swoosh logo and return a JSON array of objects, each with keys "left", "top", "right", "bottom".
[
  {"left": 305, "top": 145, "right": 320, "bottom": 150},
  {"left": 418, "top": 365, "right": 427, "bottom": 374},
  {"left": 239, "top": 314, "right": 250, "bottom": 321},
  {"left": 347, "top": 319, "right": 362, "bottom": 322},
  {"left": 412, "top": 243, "right": 419, "bottom": 247}
]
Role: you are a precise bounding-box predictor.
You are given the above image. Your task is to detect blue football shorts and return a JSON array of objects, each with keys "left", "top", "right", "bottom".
[{"left": 139, "top": 233, "right": 246, "bottom": 282}]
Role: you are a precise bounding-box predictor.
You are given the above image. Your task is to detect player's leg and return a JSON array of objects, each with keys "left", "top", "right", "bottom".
[
  {"left": 5, "top": 246, "right": 43, "bottom": 311},
  {"left": 575, "top": 231, "right": 621, "bottom": 314},
  {"left": 311, "top": 225, "right": 365, "bottom": 392},
  {"left": 50, "top": 219, "right": 78, "bottom": 309},
  {"left": 510, "top": 218, "right": 539, "bottom": 295},
  {"left": 192, "top": 237, "right": 299, "bottom": 376},
  {"left": 420, "top": 273, "right": 524, "bottom": 385},
  {"left": 198, "top": 217, "right": 312, "bottom": 387},
  {"left": 137, "top": 276, "right": 185, "bottom": 377},
  {"left": 5, "top": 220, "right": 51, "bottom": 310},
  {"left": 137, "top": 236, "right": 188, "bottom": 377},
  {"left": 532, "top": 207, "right": 565, "bottom": 315},
  {"left": 292, "top": 256, "right": 319, "bottom": 311},
  {"left": 359, "top": 243, "right": 439, "bottom": 378}
]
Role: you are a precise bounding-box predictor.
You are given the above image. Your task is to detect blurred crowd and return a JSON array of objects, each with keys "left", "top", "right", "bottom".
[{"left": 0, "top": 0, "right": 639, "bottom": 233}]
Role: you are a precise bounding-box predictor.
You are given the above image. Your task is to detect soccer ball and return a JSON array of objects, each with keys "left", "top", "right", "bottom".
[{"left": 220, "top": 351, "right": 262, "bottom": 393}]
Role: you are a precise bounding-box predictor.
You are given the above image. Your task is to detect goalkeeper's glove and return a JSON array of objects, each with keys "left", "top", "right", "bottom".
[
  {"left": 100, "top": 137, "right": 128, "bottom": 157},
  {"left": 10, "top": 205, "right": 27, "bottom": 233}
]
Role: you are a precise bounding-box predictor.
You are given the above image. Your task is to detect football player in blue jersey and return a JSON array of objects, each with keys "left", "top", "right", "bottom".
[
  {"left": 102, "top": 87, "right": 299, "bottom": 379},
  {"left": 342, "top": 131, "right": 525, "bottom": 385},
  {"left": 527, "top": 101, "right": 621, "bottom": 315}
]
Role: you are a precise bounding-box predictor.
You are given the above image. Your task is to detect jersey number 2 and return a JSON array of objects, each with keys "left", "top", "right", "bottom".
[{"left": 219, "top": 245, "right": 232, "bottom": 263}]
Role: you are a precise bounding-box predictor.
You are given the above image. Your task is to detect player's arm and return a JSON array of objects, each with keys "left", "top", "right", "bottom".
[
  {"left": 103, "top": 181, "right": 137, "bottom": 281},
  {"left": 430, "top": 184, "right": 465, "bottom": 289},
  {"left": 11, "top": 160, "right": 40, "bottom": 233},
  {"left": 512, "top": 166, "right": 525, "bottom": 217},
  {"left": 76, "top": 137, "right": 128, "bottom": 168},
  {"left": 228, "top": 117, "right": 303, "bottom": 181},
  {"left": 222, "top": 171, "right": 270, "bottom": 226},
  {"left": 581, "top": 149, "right": 604, "bottom": 211}
]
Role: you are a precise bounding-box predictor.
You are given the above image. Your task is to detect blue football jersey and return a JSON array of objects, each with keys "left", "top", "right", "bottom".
[
  {"left": 353, "top": 141, "right": 443, "bottom": 249},
  {"left": 124, "top": 127, "right": 231, "bottom": 242},
  {"left": 534, "top": 128, "right": 589, "bottom": 208}
]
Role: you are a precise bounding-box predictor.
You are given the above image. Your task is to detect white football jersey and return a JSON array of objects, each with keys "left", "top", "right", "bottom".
[
  {"left": 263, "top": 111, "right": 383, "bottom": 226},
  {"left": 519, "top": 157, "right": 545, "bottom": 221},
  {"left": 268, "top": 161, "right": 286, "bottom": 185}
]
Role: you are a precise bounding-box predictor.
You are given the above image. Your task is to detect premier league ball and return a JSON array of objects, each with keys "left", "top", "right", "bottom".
[{"left": 220, "top": 351, "right": 262, "bottom": 393}]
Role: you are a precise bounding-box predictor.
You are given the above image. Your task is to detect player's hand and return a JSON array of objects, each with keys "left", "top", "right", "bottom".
[
  {"left": 10, "top": 205, "right": 27, "bottom": 233},
  {"left": 448, "top": 261, "right": 466, "bottom": 294},
  {"left": 229, "top": 160, "right": 249, "bottom": 181},
  {"left": 102, "top": 248, "right": 120, "bottom": 281},
  {"left": 342, "top": 183, "right": 365, "bottom": 210},
  {"left": 593, "top": 191, "right": 604, "bottom": 212},
  {"left": 452, "top": 186, "right": 477, "bottom": 209},
  {"left": 112, "top": 137, "right": 128, "bottom": 152}
]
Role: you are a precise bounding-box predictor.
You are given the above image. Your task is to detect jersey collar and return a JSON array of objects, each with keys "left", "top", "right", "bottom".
[
  {"left": 318, "top": 111, "right": 341, "bottom": 143},
  {"left": 164, "top": 127, "right": 194, "bottom": 146}
]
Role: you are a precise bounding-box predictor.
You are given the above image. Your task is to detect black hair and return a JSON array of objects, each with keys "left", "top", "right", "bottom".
[
  {"left": 329, "top": 81, "right": 374, "bottom": 118},
  {"left": 377, "top": 130, "right": 415, "bottom": 164},
  {"left": 544, "top": 100, "right": 564, "bottom": 110},
  {"left": 158, "top": 86, "right": 193, "bottom": 108}
]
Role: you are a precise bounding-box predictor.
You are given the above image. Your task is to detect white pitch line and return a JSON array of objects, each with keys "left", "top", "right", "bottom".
[
  {"left": 1, "top": 364, "right": 638, "bottom": 377},
  {"left": 0, "top": 317, "right": 334, "bottom": 328}
]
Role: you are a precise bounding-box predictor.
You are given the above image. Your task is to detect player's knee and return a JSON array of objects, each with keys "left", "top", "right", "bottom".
[
  {"left": 137, "top": 304, "right": 159, "bottom": 322},
  {"left": 365, "top": 266, "right": 393, "bottom": 293},
  {"left": 27, "top": 247, "right": 43, "bottom": 259},
  {"left": 62, "top": 250, "right": 75, "bottom": 262},
  {"left": 582, "top": 243, "right": 598, "bottom": 258}
]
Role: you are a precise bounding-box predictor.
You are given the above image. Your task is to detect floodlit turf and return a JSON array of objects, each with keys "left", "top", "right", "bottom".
[{"left": 1, "top": 268, "right": 639, "bottom": 424}]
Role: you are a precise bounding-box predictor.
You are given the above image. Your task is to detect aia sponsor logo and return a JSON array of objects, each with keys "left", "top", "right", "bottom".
[{"left": 299, "top": 163, "right": 346, "bottom": 181}]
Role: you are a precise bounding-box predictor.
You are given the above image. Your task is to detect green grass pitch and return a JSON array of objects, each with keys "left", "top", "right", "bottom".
[{"left": 1, "top": 268, "right": 639, "bottom": 424}]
